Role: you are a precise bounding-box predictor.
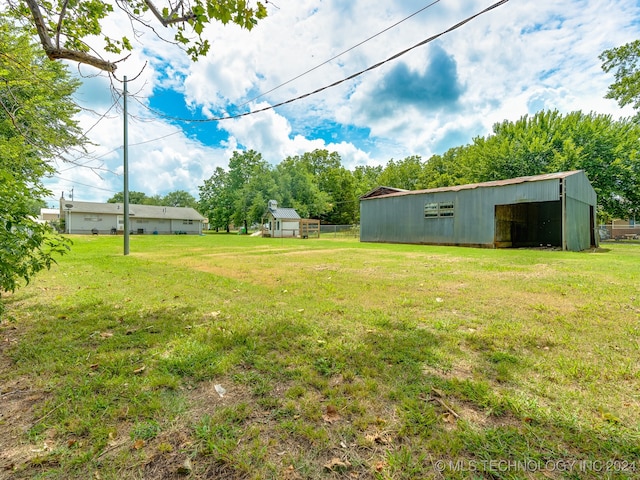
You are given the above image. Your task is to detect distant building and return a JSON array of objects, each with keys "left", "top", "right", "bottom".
[
  {"left": 600, "top": 218, "right": 639, "bottom": 240},
  {"left": 262, "top": 200, "right": 301, "bottom": 238},
  {"left": 262, "top": 200, "right": 320, "bottom": 238},
  {"left": 40, "top": 208, "right": 60, "bottom": 223},
  {"left": 59, "top": 198, "right": 206, "bottom": 235},
  {"left": 360, "top": 170, "right": 598, "bottom": 252}
]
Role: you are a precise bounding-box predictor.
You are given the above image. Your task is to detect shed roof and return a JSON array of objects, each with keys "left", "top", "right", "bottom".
[
  {"left": 60, "top": 200, "right": 206, "bottom": 221},
  {"left": 360, "top": 170, "right": 585, "bottom": 200},
  {"left": 268, "top": 207, "right": 301, "bottom": 220}
]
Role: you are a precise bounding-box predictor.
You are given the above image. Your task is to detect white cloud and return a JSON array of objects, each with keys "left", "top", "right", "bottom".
[{"left": 44, "top": 0, "right": 640, "bottom": 203}]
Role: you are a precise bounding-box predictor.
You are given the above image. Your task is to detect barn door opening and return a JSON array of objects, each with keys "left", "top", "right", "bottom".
[{"left": 495, "top": 201, "right": 562, "bottom": 248}]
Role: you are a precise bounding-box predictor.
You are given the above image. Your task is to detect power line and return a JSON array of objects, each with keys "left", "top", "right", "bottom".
[
  {"left": 237, "top": 0, "right": 444, "bottom": 108},
  {"left": 135, "top": 0, "right": 509, "bottom": 125},
  {"left": 49, "top": 175, "right": 120, "bottom": 193},
  {"left": 57, "top": 0, "right": 509, "bottom": 167}
]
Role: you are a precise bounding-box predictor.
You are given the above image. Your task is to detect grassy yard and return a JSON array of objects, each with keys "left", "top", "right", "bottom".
[{"left": 1, "top": 235, "right": 639, "bottom": 479}]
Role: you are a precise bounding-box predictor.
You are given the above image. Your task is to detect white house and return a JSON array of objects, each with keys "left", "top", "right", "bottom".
[{"left": 59, "top": 198, "right": 206, "bottom": 235}]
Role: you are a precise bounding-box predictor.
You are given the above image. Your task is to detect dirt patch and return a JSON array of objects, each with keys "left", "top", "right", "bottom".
[
  {"left": 423, "top": 360, "right": 476, "bottom": 382},
  {"left": 187, "top": 379, "right": 255, "bottom": 418}
]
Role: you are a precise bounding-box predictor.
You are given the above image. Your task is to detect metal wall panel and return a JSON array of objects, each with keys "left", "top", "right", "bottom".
[
  {"left": 565, "top": 197, "right": 593, "bottom": 251},
  {"left": 360, "top": 171, "right": 597, "bottom": 251},
  {"left": 565, "top": 171, "right": 597, "bottom": 205}
]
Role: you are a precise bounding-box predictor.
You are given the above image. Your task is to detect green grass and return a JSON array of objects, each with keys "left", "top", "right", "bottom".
[{"left": 1, "top": 235, "right": 639, "bottom": 479}]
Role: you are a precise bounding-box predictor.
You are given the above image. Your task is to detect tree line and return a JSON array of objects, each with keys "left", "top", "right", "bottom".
[
  {"left": 198, "top": 110, "right": 640, "bottom": 232},
  {"left": 107, "top": 190, "right": 198, "bottom": 209}
]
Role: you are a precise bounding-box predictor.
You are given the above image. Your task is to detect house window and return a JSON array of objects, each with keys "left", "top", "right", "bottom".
[
  {"left": 84, "top": 216, "right": 102, "bottom": 221},
  {"left": 182, "top": 219, "right": 193, "bottom": 225},
  {"left": 425, "top": 202, "right": 454, "bottom": 218}
]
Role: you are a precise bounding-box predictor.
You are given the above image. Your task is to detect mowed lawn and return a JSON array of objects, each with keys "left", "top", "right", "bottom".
[{"left": 1, "top": 234, "right": 639, "bottom": 479}]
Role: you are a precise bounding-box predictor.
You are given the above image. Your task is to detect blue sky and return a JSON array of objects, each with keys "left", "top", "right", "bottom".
[{"left": 44, "top": 0, "right": 640, "bottom": 205}]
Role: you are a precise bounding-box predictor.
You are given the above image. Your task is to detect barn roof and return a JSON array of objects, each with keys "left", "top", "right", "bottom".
[
  {"left": 360, "top": 170, "right": 585, "bottom": 200},
  {"left": 360, "top": 186, "right": 410, "bottom": 198},
  {"left": 59, "top": 200, "right": 206, "bottom": 220}
]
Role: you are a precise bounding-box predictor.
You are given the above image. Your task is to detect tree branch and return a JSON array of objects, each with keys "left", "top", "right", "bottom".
[
  {"left": 23, "top": 0, "right": 118, "bottom": 72},
  {"left": 144, "top": 0, "right": 195, "bottom": 26},
  {"left": 23, "top": 0, "right": 53, "bottom": 51},
  {"left": 55, "top": 0, "right": 70, "bottom": 49},
  {"left": 46, "top": 46, "right": 117, "bottom": 73}
]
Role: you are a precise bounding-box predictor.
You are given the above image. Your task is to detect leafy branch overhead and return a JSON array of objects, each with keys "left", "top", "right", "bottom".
[
  {"left": 600, "top": 40, "right": 640, "bottom": 121},
  {"left": 9, "top": 0, "right": 268, "bottom": 72}
]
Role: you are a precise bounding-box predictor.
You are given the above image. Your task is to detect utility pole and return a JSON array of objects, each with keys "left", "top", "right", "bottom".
[{"left": 123, "top": 76, "right": 130, "bottom": 255}]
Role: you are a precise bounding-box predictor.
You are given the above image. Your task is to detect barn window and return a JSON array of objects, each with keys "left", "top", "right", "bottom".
[
  {"left": 439, "top": 202, "right": 454, "bottom": 217},
  {"left": 424, "top": 203, "right": 438, "bottom": 218},
  {"left": 424, "top": 202, "right": 454, "bottom": 218}
]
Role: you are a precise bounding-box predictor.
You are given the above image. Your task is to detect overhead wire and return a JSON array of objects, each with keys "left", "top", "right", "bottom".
[
  {"left": 49, "top": 175, "right": 120, "bottom": 193},
  {"left": 237, "top": 0, "right": 444, "bottom": 108},
  {"left": 54, "top": 0, "right": 509, "bottom": 195},
  {"left": 134, "top": 0, "right": 509, "bottom": 125}
]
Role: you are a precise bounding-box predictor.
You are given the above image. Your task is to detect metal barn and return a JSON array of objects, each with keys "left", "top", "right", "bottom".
[{"left": 360, "top": 171, "right": 598, "bottom": 251}]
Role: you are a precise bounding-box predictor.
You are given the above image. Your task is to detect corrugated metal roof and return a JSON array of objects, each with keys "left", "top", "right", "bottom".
[
  {"left": 59, "top": 200, "right": 206, "bottom": 220},
  {"left": 269, "top": 207, "right": 301, "bottom": 220},
  {"left": 361, "top": 170, "right": 584, "bottom": 200},
  {"left": 360, "top": 186, "right": 410, "bottom": 199}
]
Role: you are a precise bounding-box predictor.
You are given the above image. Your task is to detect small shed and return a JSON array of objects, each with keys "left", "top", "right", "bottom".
[
  {"left": 262, "top": 200, "right": 320, "bottom": 238},
  {"left": 263, "top": 200, "right": 301, "bottom": 238},
  {"left": 360, "top": 170, "right": 598, "bottom": 251}
]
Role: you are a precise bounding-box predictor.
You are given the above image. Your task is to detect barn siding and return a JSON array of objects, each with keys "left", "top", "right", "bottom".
[
  {"left": 361, "top": 179, "right": 561, "bottom": 246},
  {"left": 565, "top": 197, "right": 594, "bottom": 251},
  {"left": 360, "top": 171, "right": 596, "bottom": 251}
]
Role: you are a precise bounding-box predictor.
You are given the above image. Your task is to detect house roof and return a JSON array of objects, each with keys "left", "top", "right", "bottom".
[
  {"left": 59, "top": 200, "right": 206, "bottom": 221},
  {"left": 360, "top": 170, "right": 585, "bottom": 200},
  {"left": 268, "top": 207, "right": 301, "bottom": 220}
]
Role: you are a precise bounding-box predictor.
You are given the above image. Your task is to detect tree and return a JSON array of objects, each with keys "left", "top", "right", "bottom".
[
  {"left": 293, "top": 150, "right": 358, "bottom": 223},
  {"left": 377, "top": 156, "right": 425, "bottom": 190},
  {"left": 420, "top": 146, "right": 472, "bottom": 189},
  {"left": 107, "top": 191, "right": 150, "bottom": 204},
  {"left": 199, "top": 167, "right": 233, "bottom": 232},
  {"left": 600, "top": 40, "right": 640, "bottom": 121},
  {"left": 275, "top": 155, "right": 331, "bottom": 219},
  {"left": 1, "top": 18, "right": 82, "bottom": 314},
  {"left": 227, "top": 150, "right": 275, "bottom": 231},
  {"left": 107, "top": 190, "right": 197, "bottom": 207},
  {"left": 8, "top": 0, "right": 267, "bottom": 72},
  {"left": 352, "top": 165, "right": 382, "bottom": 197},
  {"left": 162, "top": 190, "right": 197, "bottom": 208}
]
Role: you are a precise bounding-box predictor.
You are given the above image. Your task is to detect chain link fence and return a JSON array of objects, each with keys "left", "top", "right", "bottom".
[{"left": 319, "top": 224, "right": 360, "bottom": 238}]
